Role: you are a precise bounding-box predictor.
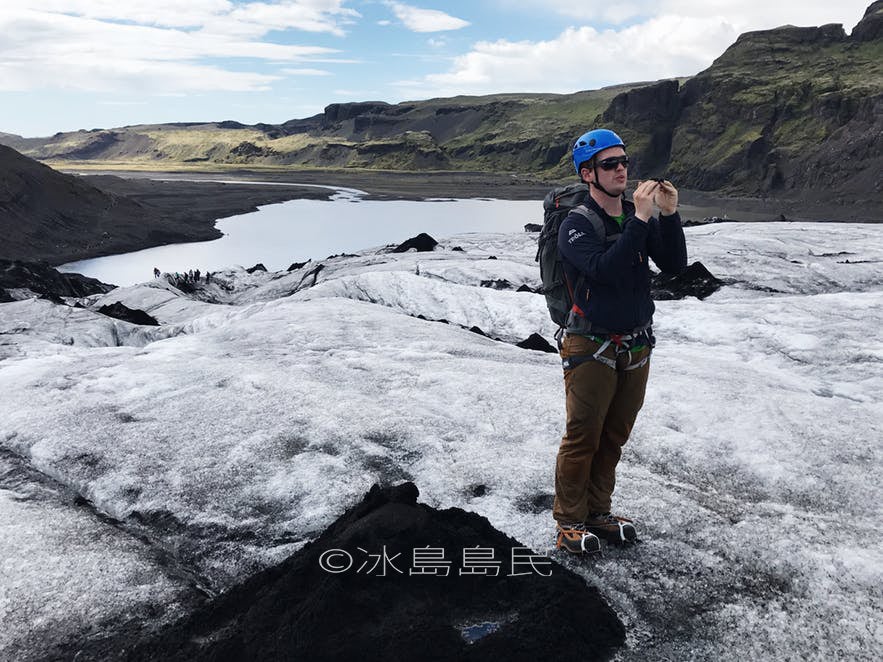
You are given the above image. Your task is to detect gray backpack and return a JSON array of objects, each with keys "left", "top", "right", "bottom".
[{"left": 535, "top": 183, "right": 606, "bottom": 328}]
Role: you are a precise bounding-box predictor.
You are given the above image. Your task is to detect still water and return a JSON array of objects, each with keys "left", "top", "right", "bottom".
[{"left": 60, "top": 184, "right": 540, "bottom": 287}]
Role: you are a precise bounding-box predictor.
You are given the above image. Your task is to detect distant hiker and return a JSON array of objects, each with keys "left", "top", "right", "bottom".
[
  {"left": 194, "top": 269, "right": 201, "bottom": 282},
  {"left": 548, "top": 128, "right": 687, "bottom": 554},
  {"left": 205, "top": 271, "right": 212, "bottom": 284},
  {"left": 153, "top": 267, "right": 160, "bottom": 278}
]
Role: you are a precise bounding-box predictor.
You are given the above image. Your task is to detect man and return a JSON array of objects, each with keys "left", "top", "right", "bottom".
[{"left": 554, "top": 128, "right": 687, "bottom": 554}]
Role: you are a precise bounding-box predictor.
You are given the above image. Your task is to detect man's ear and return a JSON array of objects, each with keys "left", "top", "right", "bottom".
[{"left": 580, "top": 166, "right": 593, "bottom": 184}]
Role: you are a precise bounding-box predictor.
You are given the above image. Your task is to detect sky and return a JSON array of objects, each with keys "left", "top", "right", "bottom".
[{"left": 0, "top": 0, "right": 873, "bottom": 137}]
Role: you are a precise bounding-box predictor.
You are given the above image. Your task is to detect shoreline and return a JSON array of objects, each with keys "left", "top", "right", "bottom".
[
  {"left": 76, "top": 168, "right": 554, "bottom": 202},
  {"left": 81, "top": 168, "right": 883, "bottom": 219},
  {"left": 26, "top": 169, "right": 881, "bottom": 267}
]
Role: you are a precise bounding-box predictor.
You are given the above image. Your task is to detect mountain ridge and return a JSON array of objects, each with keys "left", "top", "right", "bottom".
[
  {"left": 2, "top": 6, "right": 880, "bottom": 204},
  {"left": 2, "top": 7, "right": 879, "bottom": 203}
]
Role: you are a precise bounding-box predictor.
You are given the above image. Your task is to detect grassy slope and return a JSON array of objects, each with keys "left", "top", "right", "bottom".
[{"left": 31, "top": 85, "right": 642, "bottom": 175}]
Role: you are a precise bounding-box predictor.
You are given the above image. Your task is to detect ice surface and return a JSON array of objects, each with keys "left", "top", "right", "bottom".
[
  {"left": 0, "top": 452, "right": 195, "bottom": 661},
  {"left": 685, "top": 222, "right": 883, "bottom": 294},
  {"left": 1, "top": 222, "right": 881, "bottom": 659}
]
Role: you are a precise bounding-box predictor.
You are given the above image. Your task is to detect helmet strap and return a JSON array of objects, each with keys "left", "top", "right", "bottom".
[{"left": 590, "top": 166, "right": 621, "bottom": 199}]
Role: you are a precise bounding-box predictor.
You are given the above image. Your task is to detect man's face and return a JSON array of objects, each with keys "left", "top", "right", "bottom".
[{"left": 582, "top": 146, "right": 628, "bottom": 195}]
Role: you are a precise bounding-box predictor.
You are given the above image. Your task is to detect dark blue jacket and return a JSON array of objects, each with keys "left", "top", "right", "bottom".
[{"left": 558, "top": 197, "right": 687, "bottom": 334}]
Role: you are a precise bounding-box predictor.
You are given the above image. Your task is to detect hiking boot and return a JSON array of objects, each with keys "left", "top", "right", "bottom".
[
  {"left": 585, "top": 512, "right": 638, "bottom": 544},
  {"left": 555, "top": 522, "right": 602, "bottom": 555}
]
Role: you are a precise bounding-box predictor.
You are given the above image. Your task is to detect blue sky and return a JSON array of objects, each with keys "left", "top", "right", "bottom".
[{"left": 0, "top": 1, "right": 873, "bottom": 137}]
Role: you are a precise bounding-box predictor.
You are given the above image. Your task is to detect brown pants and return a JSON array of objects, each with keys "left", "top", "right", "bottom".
[{"left": 553, "top": 333, "right": 650, "bottom": 523}]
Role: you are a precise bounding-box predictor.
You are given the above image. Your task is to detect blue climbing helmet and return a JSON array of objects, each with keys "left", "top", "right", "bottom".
[{"left": 571, "top": 129, "right": 625, "bottom": 174}]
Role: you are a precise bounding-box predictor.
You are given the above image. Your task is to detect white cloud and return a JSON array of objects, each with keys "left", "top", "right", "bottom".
[
  {"left": 282, "top": 67, "right": 333, "bottom": 76},
  {"left": 307, "top": 57, "right": 364, "bottom": 64},
  {"left": 394, "top": 15, "right": 734, "bottom": 98},
  {"left": 0, "top": 57, "right": 279, "bottom": 95},
  {"left": 385, "top": 2, "right": 469, "bottom": 33},
  {"left": 393, "top": 0, "right": 871, "bottom": 99},
  {"left": 17, "top": 0, "right": 360, "bottom": 34},
  {"left": 204, "top": 0, "right": 360, "bottom": 38},
  {"left": 16, "top": 0, "right": 235, "bottom": 28},
  {"left": 495, "top": 0, "right": 869, "bottom": 29},
  {"left": 527, "top": 0, "right": 644, "bottom": 23},
  {"left": 0, "top": 5, "right": 350, "bottom": 94},
  {"left": 654, "top": 0, "right": 869, "bottom": 30}
]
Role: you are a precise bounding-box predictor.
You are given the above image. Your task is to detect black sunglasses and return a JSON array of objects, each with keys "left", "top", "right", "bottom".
[{"left": 596, "top": 155, "right": 629, "bottom": 171}]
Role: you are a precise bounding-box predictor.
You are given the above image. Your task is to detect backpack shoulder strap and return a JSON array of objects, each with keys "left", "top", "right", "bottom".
[{"left": 570, "top": 204, "right": 622, "bottom": 243}]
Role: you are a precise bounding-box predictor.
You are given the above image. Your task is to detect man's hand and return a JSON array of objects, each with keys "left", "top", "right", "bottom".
[
  {"left": 632, "top": 180, "right": 658, "bottom": 222},
  {"left": 654, "top": 180, "right": 679, "bottom": 216}
]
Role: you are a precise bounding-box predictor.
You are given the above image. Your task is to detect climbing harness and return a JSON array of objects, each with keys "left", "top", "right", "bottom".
[{"left": 561, "top": 328, "right": 655, "bottom": 373}]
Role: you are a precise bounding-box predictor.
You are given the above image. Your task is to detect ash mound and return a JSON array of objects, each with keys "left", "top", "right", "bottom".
[
  {"left": 0, "top": 145, "right": 152, "bottom": 264},
  {"left": 99, "top": 482, "right": 624, "bottom": 661}
]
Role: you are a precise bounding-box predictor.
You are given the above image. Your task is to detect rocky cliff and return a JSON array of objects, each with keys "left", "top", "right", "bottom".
[{"left": 612, "top": 3, "right": 882, "bottom": 204}]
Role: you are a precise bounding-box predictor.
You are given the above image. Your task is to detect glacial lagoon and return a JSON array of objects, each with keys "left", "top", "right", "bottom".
[{"left": 60, "top": 183, "right": 540, "bottom": 286}]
